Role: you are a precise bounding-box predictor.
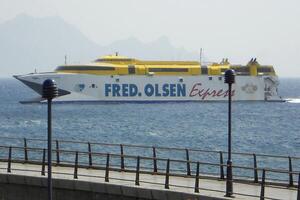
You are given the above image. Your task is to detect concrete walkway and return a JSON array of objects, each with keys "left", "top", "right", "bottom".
[{"left": 0, "top": 162, "right": 298, "bottom": 200}]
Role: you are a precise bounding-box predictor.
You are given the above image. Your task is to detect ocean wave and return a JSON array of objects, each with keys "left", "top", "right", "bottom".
[{"left": 285, "top": 98, "right": 300, "bottom": 103}]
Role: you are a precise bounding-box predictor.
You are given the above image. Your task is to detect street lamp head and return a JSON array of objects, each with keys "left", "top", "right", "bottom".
[
  {"left": 42, "top": 79, "right": 58, "bottom": 99},
  {"left": 224, "top": 69, "right": 235, "bottom": 84}
]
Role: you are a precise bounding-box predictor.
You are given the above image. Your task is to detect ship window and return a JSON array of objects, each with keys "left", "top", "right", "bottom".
[
  {"left": 128, "top": 65, "right": 135, "bottom": 74},
  {"left": 257, "top": 67, "right": 272, "bottom": 73},
  {"left": 218, "top": 77, "right": 222, "bottom": 81},
  {"left": 232, "top": 66, "right": 249, "bottom": 72},
  {"left": 95, "top": 58, "right": 133, "bottom": 62},
  {"left": 201, "top": 66, "right": 208, "bottom": 75},
  {"left": 148, "top": 68, "right": 188, "bottom": 72},
  {"left": 56, "top": 66, "right": 115, "bottom": 71},
  {"left": 209, "top": 77, "right": 212, "bottom": 80},
  {"left": 231, "top": 66, "right": 250, "bottom": 75},
  {"left": 91, "top": 84, "right": 96, "bottom": 88}
]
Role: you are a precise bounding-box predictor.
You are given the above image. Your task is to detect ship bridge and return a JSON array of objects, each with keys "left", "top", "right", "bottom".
[{"left": 55, "top": 55, "right": 276, "bottom": 77}]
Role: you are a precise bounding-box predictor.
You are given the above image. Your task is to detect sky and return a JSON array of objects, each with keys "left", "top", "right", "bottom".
[{"left": 1, "top": 0, "right": 300, "bottom": 77}]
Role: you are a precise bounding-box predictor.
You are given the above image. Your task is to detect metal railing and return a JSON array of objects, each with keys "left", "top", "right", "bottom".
[{"left": 0, "top": 136, "right": 299, "bottom": 199}]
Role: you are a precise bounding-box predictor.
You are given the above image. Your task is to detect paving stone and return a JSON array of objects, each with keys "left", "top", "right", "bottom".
[
  {"left": 151, "top": 189, "right": 168, "bottom": 200},
  {"left": 90, "top": 182, "right": 107, "bottom": 194},
  {"left": 121, "top": 185, "right": 138, "bottom": 198},
  {"left": 137, "top": 187, "right": 152, "bottom": 199},
  {"left": 106, "top": 183, "right": 122, "bottom": 196},
  {"left": 40, "top": 176, "right": 48, "bottom": 187},
  {"left": 24, "top": 176, "right": 42, "bottom": 186},
  {"left": 166, "top": 191, "right": 183, "bottom": 200},
  {"left": 7, "top": 174, "right": 25, "bottom": 185},
  {"left": 54, "top": 178, "right": 75, "bottom": 190},
  {"left": 0, "top": 174, "right": 8, "bottom": 183},
  {"left": 74, "top": 180, "right": 91, "bottom": 191}
]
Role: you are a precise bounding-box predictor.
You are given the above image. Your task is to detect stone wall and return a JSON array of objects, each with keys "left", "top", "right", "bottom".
[{"left": 0, "top": 174, "right": 225, "bottom": 200}]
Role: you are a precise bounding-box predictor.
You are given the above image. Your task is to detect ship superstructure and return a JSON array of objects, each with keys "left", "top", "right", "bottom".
[{"left": 14, "top": 55, "right": 281, "bottom": 102}]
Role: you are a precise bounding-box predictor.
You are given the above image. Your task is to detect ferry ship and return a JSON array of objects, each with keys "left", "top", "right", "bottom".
[{"left": 14, "top": 54, "right": 282, "bottom": 102}]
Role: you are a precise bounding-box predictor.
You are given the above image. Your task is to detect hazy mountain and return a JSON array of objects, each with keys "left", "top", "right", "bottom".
[
  {"left": 0, "top": 14, "right": 102, "bottom": 75},
  {"left": 105, "top": 36, "right": 199, "bottom": 61},
  {"left": 0, "top": 14, "right": 199, "bottom": 77}
]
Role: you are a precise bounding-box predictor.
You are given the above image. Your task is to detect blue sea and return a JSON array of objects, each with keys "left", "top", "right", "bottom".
[{"left": 0, "top": 78, "right": 299, "bottom": 181}]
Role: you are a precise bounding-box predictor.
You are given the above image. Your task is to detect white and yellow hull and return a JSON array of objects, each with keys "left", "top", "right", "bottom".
[{"left": 14, "top": 72, "right": 282, "bottom": 102}]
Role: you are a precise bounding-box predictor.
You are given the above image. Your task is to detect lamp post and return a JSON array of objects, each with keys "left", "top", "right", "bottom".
[
  {"left": 224, "top": 69, "right": 235, "bottom": 197},
  {"left": 42, "top": 79, "right": 58, "bottom": 200}
]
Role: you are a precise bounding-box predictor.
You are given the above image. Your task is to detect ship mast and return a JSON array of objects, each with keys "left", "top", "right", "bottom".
[{"left": 199, "top": 48, "right": 203, "bottom": 64}]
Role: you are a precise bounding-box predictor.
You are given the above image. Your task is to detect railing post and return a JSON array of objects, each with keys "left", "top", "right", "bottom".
[
  {"left": 105, "top": 154, "right": 110, "bottom": 182},
  {"left": 55, "top": 140, "right": 60, "bottom": 164},
  {"left": 88, "top": 142, "right": 92, "bottom": 167},
  {"left": 74, "top": 151, "right": 78, "bottom": 179},
  {"left": 185, "top": 149, "right": 191, "bottom": 176},
  {"left": 194, "top": 162, "right": 200, "bottom": 193},
  {"left": 288, "top": 156, "right": 293, "bottom": 187},
  {"left": 135, "top": 156, "right": 140, "bottom": 186},
  {"left": 165, "top": 159, "right": 170, "bottom": 189},
  {"left": 7, "top": 146, "right": 12, "bottom": 173},
  {"left": 41, "top": 148, "right": 46, "bottom": 176},
  {"left": 219, "top": 151, "right": 224, "bottom": 180},
  {"left": 152, "top": 147, "right": 157, "bottom": 173},
  {"left": 297, "top": 173, "right": 300, "bottom": 200},
  {"left": 260, "top": 169, "right": 266, "bottom": 200},
  {"left": 253, "top": 154, "right": 258, "bottom": 183},
  {"left": 120, "top": 144, "right": 125, "bottom": 171},
  {"left": 24, "top": 138, "right": 28, "bottom": 162}
]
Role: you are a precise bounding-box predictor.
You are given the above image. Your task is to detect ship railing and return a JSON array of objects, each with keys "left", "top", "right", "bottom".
[{"left": 0, "top": 136, "right": 299, "bottom": 199}]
